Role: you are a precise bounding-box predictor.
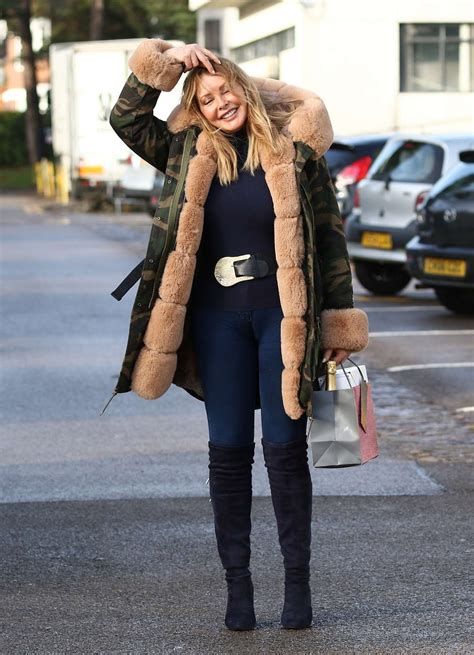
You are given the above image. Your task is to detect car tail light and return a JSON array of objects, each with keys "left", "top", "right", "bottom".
[
  {"left": 337, "top": 156, "right": 373, "bottom": 186},
  {"left": 414, "top": 190, "right": 429, "bottom": 212},
  {"left": 416, "top": 208, "right": 426, "bottom": 224},
  {"left": 353, "top": 187, "right": 360, "bottom": 208},
  {"left": 151, "top": 195, "right": 158, "bottom": 204}
]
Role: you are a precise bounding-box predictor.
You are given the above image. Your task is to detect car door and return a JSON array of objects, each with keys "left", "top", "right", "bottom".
[
  {"left": 360, "top": 139, "right": 444, "bottom": 229},
  {"left": 428, "top": 164, "right": 474, "bottom": 248}
]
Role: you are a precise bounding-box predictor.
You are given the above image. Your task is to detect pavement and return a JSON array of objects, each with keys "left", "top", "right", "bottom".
[
  {"left": 1, "top": 489, "right": 472, "bottom": 655},
  {"left": 0, "top": 192, "right": 473, "bottom": 654}
]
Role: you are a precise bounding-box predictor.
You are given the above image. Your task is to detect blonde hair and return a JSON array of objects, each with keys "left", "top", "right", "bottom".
[{"left": 181, "top": 58, "right": 303, "bottom": 185}]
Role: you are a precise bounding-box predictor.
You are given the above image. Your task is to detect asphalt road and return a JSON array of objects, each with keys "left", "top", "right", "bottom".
[{"left": 1, "top": 193, "right": 473, "bottom": 654}]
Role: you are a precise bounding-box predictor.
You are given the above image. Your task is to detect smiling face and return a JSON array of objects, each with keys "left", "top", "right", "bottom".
[{"left": 195, "top": 73, "right": 248, "bottom": 133}]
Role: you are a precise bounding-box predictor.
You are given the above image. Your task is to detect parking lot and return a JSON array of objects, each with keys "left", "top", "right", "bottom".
[{"left": 0, "top": 193, "right": 472, "bottom": 653}]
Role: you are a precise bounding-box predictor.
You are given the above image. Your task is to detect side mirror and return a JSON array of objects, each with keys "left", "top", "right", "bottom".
[{"left": 459, "top": 150, "right": 474, "bottom": 164}]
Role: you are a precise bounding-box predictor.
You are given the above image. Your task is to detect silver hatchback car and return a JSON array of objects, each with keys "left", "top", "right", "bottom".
[{"left": 345, "top": 133, "right": 474, "bottom": 295}]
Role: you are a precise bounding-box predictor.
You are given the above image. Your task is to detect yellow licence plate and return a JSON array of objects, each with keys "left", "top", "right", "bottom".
[
  {"left": 423, "top": 257, "right": 467, "bottom": 278},
  {"left": 361, "top": 231, "right": 393, "bottom": 249}
]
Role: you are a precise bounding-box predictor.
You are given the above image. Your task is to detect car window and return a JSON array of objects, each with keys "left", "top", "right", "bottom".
[
  {"left": 325, "top": 149, "right": 356, "bottom": 175},
  {"left": 431, "top": 166, "right": 474, "bottom": 201},
  {"left": 371, "top": 140, "right": 444, "bottom": 184}
]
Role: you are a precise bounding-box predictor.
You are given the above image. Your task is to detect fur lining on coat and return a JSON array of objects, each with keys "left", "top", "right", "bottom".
[{"left": 128, "top": 39, "right": 369, "bottom": 419}]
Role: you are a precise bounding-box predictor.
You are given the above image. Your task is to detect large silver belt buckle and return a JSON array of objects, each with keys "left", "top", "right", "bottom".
[{"left": 214, "top": 254, "right": 254, "bottom": 287}]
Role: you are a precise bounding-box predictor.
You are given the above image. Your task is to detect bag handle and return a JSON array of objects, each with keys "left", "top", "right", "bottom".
[
  {"left": 320, "top": 357, "right": 365, "bottom": 391},
  {"left": 345, "top": 357, "right": 365, "bottom": 381},
  {"left": 339, "top": 357, "right": 366, "bottom": 388},
  {"left": 343, "top": 358, "right": 368, "bottom": 432},
  {"left": 338, "top": 361, "right": 353, "bottom": 387}
]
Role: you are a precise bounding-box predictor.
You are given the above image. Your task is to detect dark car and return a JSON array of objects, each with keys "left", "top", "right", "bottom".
[
  {"left": 325, "top": 135, "right": 391, "bottom": 220},
  {"left": 406, "top": 150, "right": 474, "bottom": 315}
]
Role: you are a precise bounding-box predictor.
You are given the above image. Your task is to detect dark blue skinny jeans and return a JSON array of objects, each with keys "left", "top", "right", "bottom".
[{"left": 189, "top": 305, "right": 308, "bottom": 447}]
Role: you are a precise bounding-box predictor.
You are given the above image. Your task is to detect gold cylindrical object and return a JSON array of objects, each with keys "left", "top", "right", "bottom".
[{"left": 326, "top": 360, "right": 337, "bottom": 391}]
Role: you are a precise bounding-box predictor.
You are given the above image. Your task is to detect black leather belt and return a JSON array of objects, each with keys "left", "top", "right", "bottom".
[
  {"left": 110, "top": 252, "right": 278, "bottom": 300},
  {"left": 214, "top": 253, "right": 277, "bottom": 287}
]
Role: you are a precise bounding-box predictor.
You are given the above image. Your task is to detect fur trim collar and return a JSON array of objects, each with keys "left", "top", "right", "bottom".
[
  {"left": 167, "top": 76, "right": 334, "bottom": 158},
  {"left": 128, "top": 38, "right": 334, "bottom": 157}
]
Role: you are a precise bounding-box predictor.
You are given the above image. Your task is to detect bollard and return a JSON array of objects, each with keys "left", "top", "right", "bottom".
[
  {"left": 47, "top": 161, "right": 56, "bottom": 198},
  {"left": 55, "top": 164, "right": 70, "bottom": 205},
  {"left": 35, "top": 162, "right": 43, "bottom": 195},
  {"left": 40, "top": 159, "right": 50, "bottom": 197}
]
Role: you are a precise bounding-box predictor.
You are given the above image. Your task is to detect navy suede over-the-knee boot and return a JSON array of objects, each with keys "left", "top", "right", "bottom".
[
  {"left": 208, "top": 441, "right": 256, "bottom": 631},
  {"left": 262, "top": 438, "right": 313, "bottom": 629}
]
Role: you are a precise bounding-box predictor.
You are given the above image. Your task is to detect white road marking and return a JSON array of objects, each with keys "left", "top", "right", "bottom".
[
  {"left": 364, "top": 305, "right": 440, "bottom": 312},
  {"left": 370, "top": 330, "right": 474, "bottom": 337},
  {"left": 354, "top": 294, "right": 418, "bottom": 303},
  {"left": 455, "top": 406, "right": 474, "bottom": 413},
  {"left": 387, "top": 363, "right": 474, "bottom": 372}
]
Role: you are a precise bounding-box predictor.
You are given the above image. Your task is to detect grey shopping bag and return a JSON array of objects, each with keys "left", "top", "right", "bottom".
[{"left": 307, "top": 359, "right": 379, "bottom": 468}]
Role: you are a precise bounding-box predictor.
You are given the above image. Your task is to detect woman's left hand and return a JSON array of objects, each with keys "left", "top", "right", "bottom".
[{"left": 322, "top": 348, "right": 352, "bottom": 366}]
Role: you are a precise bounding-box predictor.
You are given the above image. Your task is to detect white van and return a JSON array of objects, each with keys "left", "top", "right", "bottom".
[{"left": 50, "top": 38, "right": 183, "bottom": 197}]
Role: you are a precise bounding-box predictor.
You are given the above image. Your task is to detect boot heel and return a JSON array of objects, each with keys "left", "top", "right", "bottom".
[
  {"left": 225, "top": 577, "right": 256, "bottom": 631},
  {"left": 281, "top": 580, "right": 312, "bottom": 629}
]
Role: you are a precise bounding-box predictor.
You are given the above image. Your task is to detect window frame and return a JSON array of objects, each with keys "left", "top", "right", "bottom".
[
  {"left": 204, "top": 19, "right": 221, "bottom": 55},
  {"left": 231, "top": 28, "right": 295, "bottom": 65},
  {"left": 400, "top": 23, "right": 474, "bottom": 93}
]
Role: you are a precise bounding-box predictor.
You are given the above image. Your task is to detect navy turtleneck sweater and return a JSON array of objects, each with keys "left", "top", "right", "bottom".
[{"left": 189, "top": 127, "right": 281, "bottom": 310}]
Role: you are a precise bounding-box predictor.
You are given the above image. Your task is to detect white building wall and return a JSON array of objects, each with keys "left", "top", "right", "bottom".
[
  {"left": 300, "top": 0, "right": 474, "bottom": 135},
  {"left": 192, "top": 0, "right": 474, "bottom": 136},
  {"left": 232, "top": 2, "right": 298, "bottom": 45},
  {"left": 299, "top": 4, "right": 400, "bottom": 134}
]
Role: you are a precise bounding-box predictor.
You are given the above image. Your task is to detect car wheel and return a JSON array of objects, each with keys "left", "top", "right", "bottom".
[
  {"left": 354, "top": 261, "right": 411, "bottom": 295},
  {"left": 434, "top": 286, "right": 474, "bottom": 315}
]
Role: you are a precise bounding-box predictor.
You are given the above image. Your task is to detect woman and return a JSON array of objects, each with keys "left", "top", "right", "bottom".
[{"left": 109, "top": 39, "right": 369, "bottom": 631}]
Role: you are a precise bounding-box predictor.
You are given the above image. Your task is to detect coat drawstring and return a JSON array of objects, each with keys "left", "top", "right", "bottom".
[{"left": 100, "top": 390, "right": 118, "bottom": 415}]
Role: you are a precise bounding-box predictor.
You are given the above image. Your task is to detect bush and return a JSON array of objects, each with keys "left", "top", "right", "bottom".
[
  {"left": 0, "top": 112, "right": 29, "bottom": 166},
  {"left": 0, "top": 165, "right": 35, "bottom": 190}
]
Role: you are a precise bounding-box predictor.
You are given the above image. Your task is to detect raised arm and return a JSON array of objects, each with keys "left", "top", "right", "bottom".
[
  {"left": 109, "top": 72, "right": 174, "bottom": 173},
  {"left": 109, "top": 39, "right": 221, "bottom": 172},
  {"left": 109, "top": 39, "right": 185, "bottom": 172}
]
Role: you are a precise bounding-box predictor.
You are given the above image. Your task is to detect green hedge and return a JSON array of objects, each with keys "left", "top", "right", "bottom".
[
  {"left": 0, "top": 165, "right": 35, "bottom": 190},
  {"left": 0, "top": 112, "right": 29, "bottom": 166}
]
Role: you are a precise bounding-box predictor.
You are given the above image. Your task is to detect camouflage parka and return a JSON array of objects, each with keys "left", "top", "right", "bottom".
[{"left": 107, "top": 39, "right": 369, "bottom": 420}]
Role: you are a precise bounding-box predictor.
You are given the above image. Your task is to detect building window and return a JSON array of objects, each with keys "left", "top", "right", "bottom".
[
  {"left": 400, "top": 23, "right": 474, "bottom": 92},
  {"left": 204, "top": 19, "right": 221, "bottom": 54},
  {"left": 231, "top": 28, "right": 295, "bottom": 64}
]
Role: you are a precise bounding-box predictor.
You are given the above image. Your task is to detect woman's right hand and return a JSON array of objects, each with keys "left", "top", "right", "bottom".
[{"left": 166, "top": 44, "right": 221, "bottom": 74}]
